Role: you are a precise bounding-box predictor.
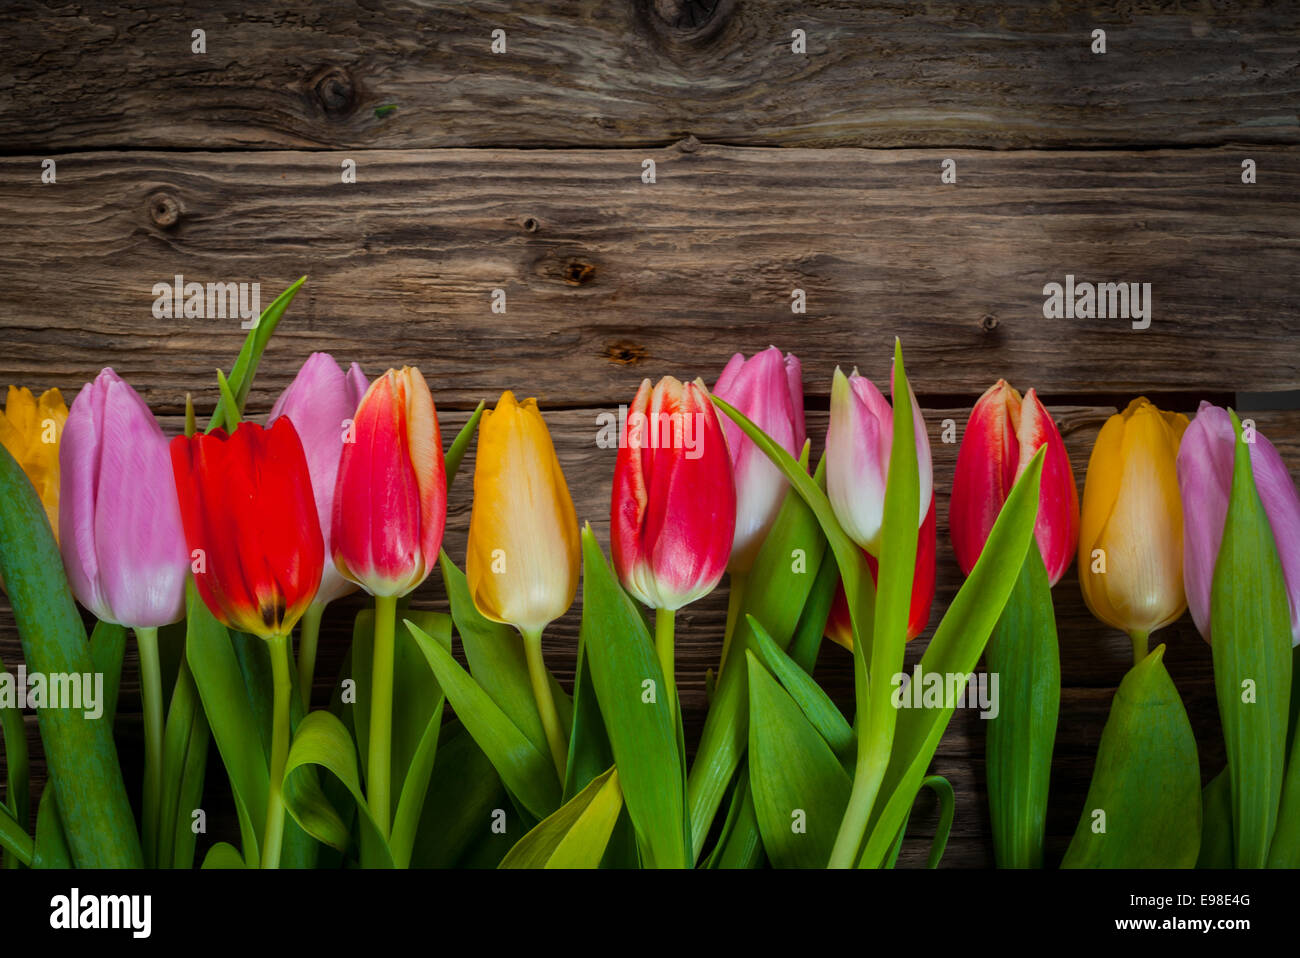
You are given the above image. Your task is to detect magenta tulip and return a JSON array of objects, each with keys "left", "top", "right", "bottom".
[
  {"left": 1177, "top": 401, "right": 1300, "bottom": 646},
  {"left": 712, "top": 347, "right": 806, "bottom": 572}
]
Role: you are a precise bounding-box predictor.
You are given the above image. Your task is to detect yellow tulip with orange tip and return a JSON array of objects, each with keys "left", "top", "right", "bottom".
[
  {"left": 0, "top": 385, "right": 68, "bottom": 542},
  {"left": 467, "top": 390, "right": 579, "bottom": 781},
  {"left": 1078, "top": 397, "right": 1190, "bottom": 663}
]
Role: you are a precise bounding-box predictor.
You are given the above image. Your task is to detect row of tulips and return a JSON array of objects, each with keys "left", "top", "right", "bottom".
[{"left": 0, "top": 282, "right": 1296, "bottom": 868}]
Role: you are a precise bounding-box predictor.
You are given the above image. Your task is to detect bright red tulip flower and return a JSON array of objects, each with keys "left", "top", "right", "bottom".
[
  {"left": 611, "top": 376, "right": 736, "bottom": 611},
  {"left": 950, "top": 380, "right": 1079, "bottom": 585},
  {"left": 169, "top": 418, "right": 324, "bottom": 639},
  {"left": 826, "top": 495, "right": 937, "bottom": 649},
  {"left": 332, "top": 366, "right": 447, "bottom": 598}
]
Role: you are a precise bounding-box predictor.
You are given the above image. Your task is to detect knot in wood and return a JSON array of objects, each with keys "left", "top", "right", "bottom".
[
  {"left": 647, "top": 0, "right": 732, "bottom": 42},
  {"left": 563, "top": 259, "right": 596, "bottom": 286},
  {"left": 604, "top": 341, "right": 648, "bottom": 366},
  {"left": 980, "top": 313, "right": 1000, "bottom": 332},
  {"left": 147, "top": 192, "right": 181, "bottom": 229},
  {"left": 313, "top": 67, "right": 356, "bottom": 116}
]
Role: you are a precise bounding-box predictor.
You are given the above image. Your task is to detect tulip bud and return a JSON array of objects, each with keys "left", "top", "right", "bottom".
[
  {"left": 0, "top": 385, "right": 68, "bottom": 541},
  {"left": 611, "top": 376, "right": 736, "bottom": 610},
  {"left": 950, "top": 381, "right": 1079, "bottom": 585},
  {"left": 1177, "top": 402, "right": 1300, "bottom": 646},
  {"left": 332, "top": 367, "right": 447, "bottom": 598},
  {"left": 826, "top": 364, "right": 932, "bottom": 555},
  {"left": 1078, "top": 397, "right": 1189, "bottom": 639},
  {"left": 170, "top": 418, "right": 324, "bottom": 639},
  {"left": 58, "top": 369, "right": 188, "bottom": 628},
  {"left": 712, "top": 347, "right": 806, "bottom": 573},
  {"left": 826, "top": 495, "right": 937, "bottom": 649},
  {"left": 467, "top": 391, "right": 580, "bottom": 634},
  {"left": 268, "top": 352, "right": 369, "bottom": 607}
]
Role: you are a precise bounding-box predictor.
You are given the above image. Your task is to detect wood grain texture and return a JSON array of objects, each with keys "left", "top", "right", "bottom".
[
  {"left": 2, "top": 1, "right": 1297, "bottom": 151},
  {"left": 0, "top": 145, "right": 1297, "bottom": 407},
  {"left": 5, "top": 405, "right": 1297, "bottom": 865}
]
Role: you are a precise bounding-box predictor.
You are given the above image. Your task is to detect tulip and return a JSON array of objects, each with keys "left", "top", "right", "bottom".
[
  {"left": 826, "top": 496, "right": 937, "bottom": 650},
  {"left": 950, "top": 380, "right": 1079, "bottom": 585},
  {"left": 170, "top": 417, "right": 324, "bottom": 868},
  {"left": 330, "top": 365, "right": 446, "bottom": 839},
  {"left": 268, "top": 353, "right": 369, "bottom": 703},
  {"left": 467, "top": 391, "right": 580, "bottom": 780},
  {"left": 611, "top": 376, "right": 736, "bottom": 720},
  {"left": 1078, "top": 398, "right": 1189, "bottom": 661},
  {"left": 0, "top": 385, "right": 68, "bottom": 541},
  {"left": 826, "top": 365, "right": 932, "bottom": 555},
  {"left": 1177, "top": 402, "right": 1300, "bottom": 646},
  {"left": 712, "top": 347, "right": 806, "bottom": 572},
  {"left": 59, "top": 368, "right": 190, "bottom": 868}
]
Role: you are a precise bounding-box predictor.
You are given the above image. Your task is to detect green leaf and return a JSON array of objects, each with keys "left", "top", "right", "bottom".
[
  {"left": 0, "top": 443, "right": 141, "bottom": 867},
  {"left": 408, "top": 721, "right": 509, "bottom": 868},
  {"left": 746, "top": 652, "right": 851, "bottom": 868},
  {"left": 404, "top": 618, "right": 560, "bottom": 820},
  {"left": 883, "top": 775, "right": 954, "bottom": 869},
  {"left": 499, "top": 766, "right": 624, "bottom": 868},
  {"left": 564, "top": 629, "right": 616, "bottom": 802},
  {"left": 747, "top": 615, "right": 853, "bottom": 764},
  {"left": 0, "top": 656, "right": 30, "bottom": 869},
  {"left": 281, "top": 710, "right": 394, "bottom": 868},
  {"left": 1061, "top": 646, "right": 1201, "bottom": 868},
  {"left": 201, "top": 842, "right": 247, "bottom": 869},
  {"left": 207, "top": 276, "right": 306, "bottom": 432},
  {"left": 0, "top": 799, "right": 32, "bottom": 867},
  {"left": 1198, "top": 768, "right": 1234, "bottom": 869},
  {"left": 580, "top": 527, "right": 688, "bottom": 869},
  {"left": 1212, "top": 410, "right": 1292, "bottom": 868},
  {"left": 857, "top": 447, "right": 1045, "bottom": 868},
  {"left": 157, "top": 659, "right": 206, "bottom": 870},
  {"left": 215, "top": 368, "right": 241, "bottom": 429},
  {"left": 391, "top": 700, "right": 444, "bottom": 869},
  {"left": 446, "top": 402, "right": 485, "bottom": 487},
  {"left": 984, "top": 545, "right": 1059, "bottom": 869},
  {"left": 32, "top": 785, "right": 70, "bottom": 869},
  {"left": 88, "top": 619, "right": 127, "bottom": 728}
]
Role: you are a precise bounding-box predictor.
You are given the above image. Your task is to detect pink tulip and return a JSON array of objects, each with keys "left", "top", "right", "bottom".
[
  {"left": 1177, "top": 401, "right": 1300, "bottom": 646},
  {"left": 268, "top": 353, "right": 369, "bottom": 607},
  {"left": 950, "top": 380, "right": 1079, "bottom": 585},
  {"left": 611, "top": 376, "right": 736, "bottom": 610},
  {"left": 58, "top": 369, "right": 189, "bottom": 628},
  {"left": 825, "top": 363, "right": 932, "bottom": 555},
  {"left": 712, "top": 347, "right": 806, "bottom": 572}
]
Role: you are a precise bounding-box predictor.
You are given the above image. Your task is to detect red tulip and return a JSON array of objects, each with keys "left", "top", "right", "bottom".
[
  {"left": 611, "top": 376, "right": 736, "bottom": 610},
  {"left": 331, "top": 367, "right": 446, "bottom": 598},
  {"left": 169, "top": 418, "right": 324, "bottom": 639},
  {"left": 950, "top": 380, "right": 1079, "bottom": 585},
  {"left": 826, "top": 495, "right": 937, "bottom": 649}
]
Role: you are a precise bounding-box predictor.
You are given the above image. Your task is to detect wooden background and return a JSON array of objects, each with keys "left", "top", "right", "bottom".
[{"left": 1, "top": 0, "right": 1298, "bottom": 867}]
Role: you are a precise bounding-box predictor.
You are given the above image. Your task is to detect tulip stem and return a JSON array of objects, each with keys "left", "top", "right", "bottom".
[
  {"left": 369, "top": 595, "right": 398, "bottom": 838},
  {"left": 262, "top": 632, "right": 292, "bottom": 869},
  {"left": 297, "top": 601, "right": 325, "bottom": 711},
  {"left": 717, "top": 573, "right": 748, "bottom": 676},
  {"left": 1129, "top": 630, "right": 1150, "bottom": 667},
  {"left": 522, "top": 627, "right": 568, "bottom": 783},
  {"left": 655, "top": 608, "right": 679, "bottom": 728},
  {"left": 135, "top": 626, "right": 164, "bottom": 869}
]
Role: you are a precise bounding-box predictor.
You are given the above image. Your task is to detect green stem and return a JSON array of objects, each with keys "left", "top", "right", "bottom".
[
  {"left": 261, "top": 632, "right": 292, "bottom": 869},
  {"left": 655, "top": 608, "right": 678, "bottom": 727},
  {"left": 717, "top": 572, "right": 748, "bottom": 676},
  {"left": 1129, "top": 630, "right": 1150, "bottom": 667},
  {"left": 522, "top": 627, "right": 568, "bottom": 782},
  {"left": 0, "top": 657, "right": 29, "bottom": 870},
  {"left": 368, "top": 595, "right": 398, "bottom": 838},
  {"left": 297, "top": 601, "right": 325, "bottom": 711},
  {"left": 135, "top": 626, "right": 164, "bottom": 869},
  {"left": 828, "top": 736, "right": 888, "bottom": 868}
]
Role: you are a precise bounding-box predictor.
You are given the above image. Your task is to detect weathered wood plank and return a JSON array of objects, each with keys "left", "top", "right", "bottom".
[
  {"left": 0, "top": 146, "right": 1297, "bottom": 403},
  {"left": 2, "top": 1, "right": 1297, "bottom": 151}
]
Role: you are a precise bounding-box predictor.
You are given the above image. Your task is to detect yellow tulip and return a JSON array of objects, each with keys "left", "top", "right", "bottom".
[
  {"left": 0, "top": 385, "right": 68, "bottom": 541},
  {"left": 1078, "top": 397, "right": 1189, "bottom": 660},
  {"left": 467, "top": 391, "right": 580, "bottom": 636}
]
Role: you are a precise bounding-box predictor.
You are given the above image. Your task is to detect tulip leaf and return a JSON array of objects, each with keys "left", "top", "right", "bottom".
[
  {"left": 157, "top": 660, "right": 208, "bottom": 870},
  {"left": 88, "top": 619, "right": 127, "bottom": 728},
  {"left": 499, "top": 766, "right": 624, "bottom": 869},
  {"left": 984, "top": 544, "right": 1059, "bottom": 869},
  {"left": 208, "top": 276, "right": 306, "bottom": 432},
  {"left": 748, "top": 615, "right": 854, "bottom": 764},
  {"left": 579, "top": 526, "right": 689, "bottom": 869},
  {"left": 445, "top": 401, "right": 485, "bottom": 486},
  {"left": 687, "top": 455, "right": 830, "bottom": 860},
  {"left": 408, "top": 721, "right": 509, "bottom": 868},
  {"left": 1212, "top": 410, "right": 1292, "bottom": 868},
  {"left": 281, "top": 709, "right": 394, "bottom": 868},
  {"left": 0, "top": 443, "right": 141, "bottom": 867},
  {"left": 1198, "top": 768, "right": 1234, "bottom": 868},
  {"left": 201, "top": 842, "right": 248, "bottom": 869},
  {"left": 857, "top": 448, "right": 1044, "bottom": 868},
  {"left": 746, "top": 651, "right": 851, "bottom": 868},
  {"left": 0, "top": 799, "right": 32, "bottom": 867},
  {"left": 391, "top": 699, "right": 445, "bottom": 869},
  {"left": 1061, "top": 646, "right": 1201, "bottom": 867},
  {"left": 404, "top": 618, "right": 560, "bottom": 820},
  {"left": 883, "top": 774, "right": 954, "bottom": 869},
  {"left": 0, "top": 657, "right": 30, "bottom": 867},
  {"left": 564, "top": 627, "right": 615, "bottom": 802},
  {"left": 31, "top": 784, "right": 71, "bottom": 869}
]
